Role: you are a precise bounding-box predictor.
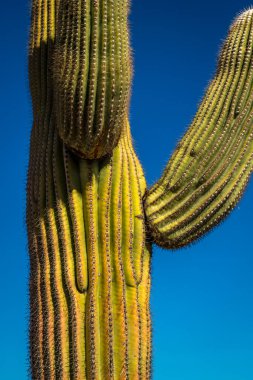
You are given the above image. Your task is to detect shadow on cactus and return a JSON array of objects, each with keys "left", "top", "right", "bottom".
[{"left": 27, "top": 1, "right": 253, "bottom": 379}]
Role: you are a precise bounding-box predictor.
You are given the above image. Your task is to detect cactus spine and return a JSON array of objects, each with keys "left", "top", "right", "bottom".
[{"left": 27, "top": 2, "right": 253, "bottom": 379}]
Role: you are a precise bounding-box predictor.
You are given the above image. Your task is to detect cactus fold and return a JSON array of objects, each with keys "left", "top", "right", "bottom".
[{"left": 27, "top": 2, "right": 253, "bottom": 379}]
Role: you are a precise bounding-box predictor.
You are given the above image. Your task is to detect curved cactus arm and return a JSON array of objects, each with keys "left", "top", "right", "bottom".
[{"left": 144, "top": 9, "right": 253, "bottom": 249}]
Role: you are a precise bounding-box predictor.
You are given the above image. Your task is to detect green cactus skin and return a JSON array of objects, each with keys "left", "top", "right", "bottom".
[
  {"left": 28, "top": 119, "right": 151, "bottom": 379},
  {"left": 27, "top": 2, "right": 253, "bottom": 379},
  {"left": 28, "top": 6, "right": 150, "bottom": 377},
  {"left": 53, "top": 0, "right": 132, "bottom": 159},
  {"left": 145, "top": 10, "right": 253, "bottom": 249},
  {"left": 29, "top": 0, "right": 132, "bottom": 160}
]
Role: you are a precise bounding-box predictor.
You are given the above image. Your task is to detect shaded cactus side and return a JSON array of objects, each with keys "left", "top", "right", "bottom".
[{"left": 27, "top": 1, "right": 253, "bottom": 379}]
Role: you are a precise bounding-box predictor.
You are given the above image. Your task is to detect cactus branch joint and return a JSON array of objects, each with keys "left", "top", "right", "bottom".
[{"left": 27, "top": 1, "right": 253, "bottom": 379}]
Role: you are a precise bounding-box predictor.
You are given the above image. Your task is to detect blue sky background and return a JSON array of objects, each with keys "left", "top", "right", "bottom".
[{"left": 0, "top": 1, "right": 253, "bottom": 379}]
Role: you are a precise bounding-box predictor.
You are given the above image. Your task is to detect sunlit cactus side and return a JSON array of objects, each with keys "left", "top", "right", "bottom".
[
  {"left": 145, "top": 9, "right": 253, "bottom": 249},
  {"left": 27, "top": 1, "right": 253, "bottom": 379}
]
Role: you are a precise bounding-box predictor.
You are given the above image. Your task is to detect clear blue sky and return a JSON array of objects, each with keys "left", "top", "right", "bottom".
[{"left": 0, "top": 1, "right": 252, "bottom": 379}]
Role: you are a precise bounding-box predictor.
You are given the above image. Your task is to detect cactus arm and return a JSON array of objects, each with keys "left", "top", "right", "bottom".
[
  {"left": 144, "top": 10, "right": 253, "bottom": 249},
  {"left": 53, "top": 0, "right": 132, "bottom": 159},
  {"left": 29, "top": 0, "right": 131, "bottom": 160}
]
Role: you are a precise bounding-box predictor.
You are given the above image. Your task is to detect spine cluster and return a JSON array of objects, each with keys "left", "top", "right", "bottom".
[{"left": 145, "top": 10, "right": 253, "bottom": 248}]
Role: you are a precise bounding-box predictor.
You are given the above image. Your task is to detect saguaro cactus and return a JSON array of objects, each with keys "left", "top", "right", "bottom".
[{"left": 27, "top": 2, "right": 253, "bottom": 379}]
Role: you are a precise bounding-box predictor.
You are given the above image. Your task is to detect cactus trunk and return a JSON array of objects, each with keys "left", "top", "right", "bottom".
[
  {"left": 27, "top": 113, "right": 152, "bottom": 378},
  {"left": 28, "top": 1, "right": 152, "bottom": 377}
]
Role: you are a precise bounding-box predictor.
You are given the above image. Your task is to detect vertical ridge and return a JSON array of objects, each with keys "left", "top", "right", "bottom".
[
  {"left": 64, "top": 147, "right": 88, "bottom": 293},
  {"left": 110, "top": 144, "right": 129, "bottom": 379},
  {"left": 52, "top": 131, "right": 86, "bottom": 379},
  {"left": 97, "top": 157, "right": 114, "bottom": 378},
  {"left": 80, "top": 160, "right": 101, "bottom": 379}
]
